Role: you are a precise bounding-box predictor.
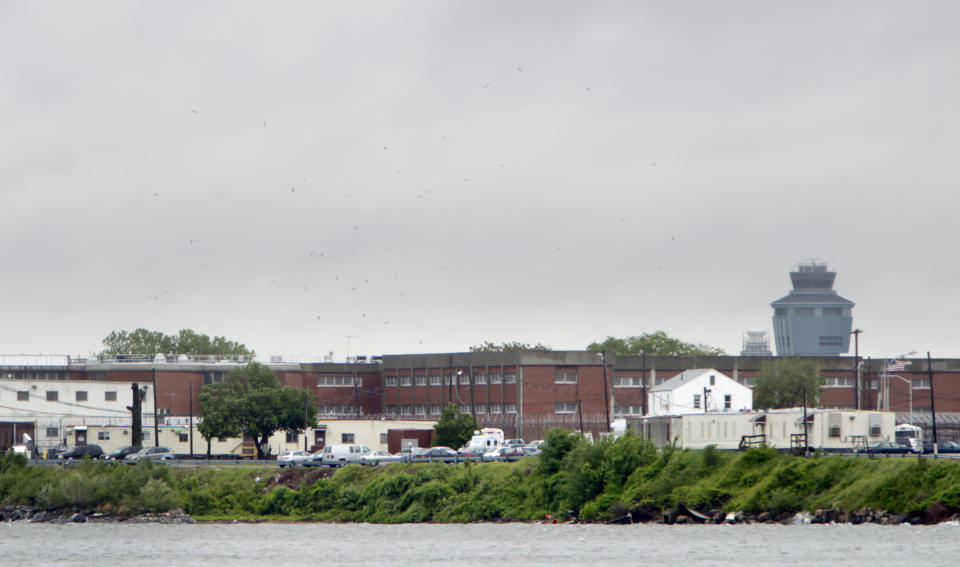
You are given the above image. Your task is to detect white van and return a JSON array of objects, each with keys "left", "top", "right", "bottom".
[{"left": 320, "top": 444, "right": 372, "bottom": 467}]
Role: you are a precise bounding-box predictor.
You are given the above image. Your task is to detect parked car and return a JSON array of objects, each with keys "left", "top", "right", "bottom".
[
  {"left": 483, "top": 446, "right": 525, "bottom": 461},
  {"left": 457, "top": 447, "right": 487, "bottom": 460},
  {"left": 277, "top": 450, "right": 314, "bottom": 467},
  {"left": 125, "top": 446, "right": 175, "bottom": 464},
  {"left": 857, "top": 441, "right": 913, "bottom": 455},
  {"left": 360, "top": 450, "right": 404, "bottom": 466},
  {"left": 317, "top": 444, "right": 372, "bottom": 467},
  {"left": 104, "top": 446, "right": 142, "bottom": 461},
  {"left": 58, "top": 444, "right": 104, "bottom": 460},
  {"left": 410, "top": 447, "right": 459, "bottom": 463},
  {"left": 922, "top": 440, "right": 960, "bottom": 454},
  {"left": 504, "top": 439, "right": 526, "bottom": 448}
]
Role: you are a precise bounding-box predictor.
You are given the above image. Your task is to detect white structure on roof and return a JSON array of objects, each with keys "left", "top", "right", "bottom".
[{"left": 647, "top": 368, "right": 753, "bottom": 416}]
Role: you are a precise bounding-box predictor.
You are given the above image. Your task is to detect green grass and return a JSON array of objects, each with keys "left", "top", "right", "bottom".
[{"left": 4, "top": 437, "right": 960, "bottom": 523}]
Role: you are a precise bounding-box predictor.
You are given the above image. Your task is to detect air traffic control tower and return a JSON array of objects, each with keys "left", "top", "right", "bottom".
[{"left": 771, "top": 262, "right": 855, "bottom": 355}]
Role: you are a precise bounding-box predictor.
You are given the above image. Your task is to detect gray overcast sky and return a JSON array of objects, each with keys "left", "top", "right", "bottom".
[{"left": 3, "top": 2, "right": 960, "bottom": 360}]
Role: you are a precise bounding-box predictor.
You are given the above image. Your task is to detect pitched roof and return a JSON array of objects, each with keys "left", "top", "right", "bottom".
[
  {"left": 770, "top": 292, "right": 855, "bottom": 306},
  {"left": 650, "top": 368, "right": 725, "bottom": 392}
]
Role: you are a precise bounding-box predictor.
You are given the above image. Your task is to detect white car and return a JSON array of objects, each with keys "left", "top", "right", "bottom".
[
  {"left": 277, "top": 450, "right": 313, "bottom": 467},
  {"left": 125, "top": 446, "right": 175, "bottom": 464},
  {"left": 359, "top": 450, "right": 404, "bottom": 466}
]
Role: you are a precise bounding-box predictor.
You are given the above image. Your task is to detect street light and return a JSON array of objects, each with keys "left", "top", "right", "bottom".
[{"left": 882, "top": 374, "right": 912, "bottom": 424}]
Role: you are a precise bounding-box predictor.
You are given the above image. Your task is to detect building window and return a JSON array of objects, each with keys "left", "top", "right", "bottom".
[
  {"left": 286, "top": 431, "right": 298, "bottom": 443},
  {"left": 385, "top": 405, "right": 397, "bottom": 417},
  {"left": 709, "top": 375, "right": 716, "bottom": 386},
  {"left": 555, "top": 370, "right": 578, "bottom": 384},
  {"left": 459, "top": 373, "right": 470, "bottom": 385},
  {"left": 142, "top": 431, "right": 151, "bottom": 441},
  {"left": 613, "top": 376, "right": 644, "bottom": 387},
  {"left": 46, "top": 391, "right": 59, "bottom": 401},
  {"left": 385, "top": 376, "right": 397, "bottom": 387},
  {"left": 823, "top": 307, "right": 843, "bottom": 316},
  {"left": 400, "top": 376, "right": 412, "bottom": 386},
  {"left": 795, "top": 308, "right": 815, "bottom": 316},
  {"left": 505, "top": 373, "right": 517, "bottom": 384},
  {"left": 738, "top": 377, "right": 755, "bottom": 387},
  {"left": 724, "top": 394, "right": 732, "bottom": 409},
  {"left": 97, "top": 431, "right": 110, "bottom": 441},
  {"left": 415, "top": 404, "right": 426, "bottom": 416},
  {"left": 614, "top": 405, "right": 641, "bottom": 416},
  {"left": 380, "top": 433, "right": 388, "bottom": 444},
  {"left": 203, "top": 372, "right": 226, "bottom": 385},
  {"left": 475, "top": 403, "right": 486, "bottom": 414},
  {"left": 474, "top": 373, "right": 487, "bottom": 385},
  {"left": 504, "top": 403, "right": 517, "bottom": 413},
  {"left": 489, "top": 403, "right": 501, "bottom": 414},
  {"left": 429, "top": 404, "right": 442, "bottom": 415},
  {"left": 400, "top": 405, "right": 412, "bottom": 416},
  {"left": 46, "top": 427, "right": 59, "bottom": 438},
  {"left": 179, "top": 433, "right": 189, "bottom": 443},
  {"left": 693, "top": 394, "right": 701, "bottom": 409},
  {"left": 819, "top": 336, "right": 843, "bottom": 347},
  {"left": 554, "top": 402, "right": 577, "bottom": 414},
  {"left": 17, "top": 391, "right": 28, "bottom": 401},
  {"left": 105, "top": 391, "right": 117, "bottom": 401},
  {"left": 824, "top": 377, "right": 855, "bottom": 388},
  {"left": 429, "top": 375, "right": 442, "bottom": 386},
  {"left": 318, "top": 376, "right": 360, "bottom": 387},
  {"left": 341, "top": 433, "right": 355, "bottom": 443},
  {"left": 913, "top": 378, "right": 931, "bottom": 389},
  {"left": 774, "top": 308, "right": 788, "bottom": 316},
  {"left": 489, "top": 374, "right": 502, "bottom": 384},
  {"left": 75, "top": 391, "right": 88, "bottom": 402},
  {"left": 415, "top": 375, "right": 426, "bottom": 386},
  {"left": 89, "top": 371, "right": 106, "bottom": 381}
]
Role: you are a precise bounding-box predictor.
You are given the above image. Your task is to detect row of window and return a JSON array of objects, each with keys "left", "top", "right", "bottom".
[
  {"left": 385, "top": 373, "right": 518, "bottom": 387},
  {"left": 774, "top": 307, "right": 849, "bottom": 317},
  {"left": 1, "top": 371, "right": 68, "bottom": 380},
  {"left": 11, "top": 390, "right": 119, "bottom": 402},
  {"left": 317, "top": 376, "right": 362, "bottom": 387},
  {"left": 316, "top": 405, "right": 361, "bottom": 416},
  {"left": 612, "top": 376, "right": 671, "bottom": 387},
  {"left": 384, "top": 403, "right": 518, "bottom": 417}
]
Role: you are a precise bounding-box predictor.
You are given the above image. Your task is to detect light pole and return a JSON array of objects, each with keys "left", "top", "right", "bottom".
[{"left": 882, "top": 374, "right": 912, "bottom": 423}]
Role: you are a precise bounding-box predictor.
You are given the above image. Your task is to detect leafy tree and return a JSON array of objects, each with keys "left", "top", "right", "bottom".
[
  {"left": 752, "top": 358, "right": 824, "bottom": 409},
  {"left": 101, "top": 328, "right": 254, "bottom": 356},
  {"left": 432, "top": 403, "right": 476, "bottom": 449},
  {"left": 469, "top": 341, "right": 552, "bottom": 353},
  {"left": 587, "top": 331, "right": 725, "bottom": 356},
  {"left": 197, "top": 363, "right": 315, "bottom": 459}
]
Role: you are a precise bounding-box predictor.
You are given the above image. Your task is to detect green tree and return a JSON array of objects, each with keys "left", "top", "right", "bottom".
[
  {"left": 469, "top": 341, "right": 552, "bottom": 352},
  {"left": 432, "top": 403, "right": 476, "bottom": 449},
  {"left": 101, "top": 328, "right": 254, "bottom": 356},
  {"left": 752, "top": 358, "right": 824, "bottom": 409},
  {"left": 197, "top": 363, "right": 315, "bottom": 459},
  {"left": 587, "top": 331, "right": 725, "bottom": 356}
]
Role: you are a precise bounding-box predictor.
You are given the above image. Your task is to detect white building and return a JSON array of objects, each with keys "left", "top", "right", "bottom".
[
  {"left": 637, "top": 409, "right": 896, "bottom": 452},
  {"left": 0, "top": 377, "right": 156, "bottom": 455},
  {"left": 647, "top": 368, "right": 753, "bottom": 416}
]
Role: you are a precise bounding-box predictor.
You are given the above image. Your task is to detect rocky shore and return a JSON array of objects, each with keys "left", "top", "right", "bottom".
[
  {"left": 654, "top": 504, "right": 958, "bottom": 526},
  {"left": 0, "top": 505, "right": 195, "bottom": 524}
]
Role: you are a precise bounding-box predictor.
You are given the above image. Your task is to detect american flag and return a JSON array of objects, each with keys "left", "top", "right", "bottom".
[{"left": 886, "top": 359, "right": 908, "bottom": 372}]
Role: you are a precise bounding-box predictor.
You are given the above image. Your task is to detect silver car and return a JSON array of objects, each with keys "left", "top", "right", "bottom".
[{"left": 125, "top": 446, "right": 175, "bottom": 464}]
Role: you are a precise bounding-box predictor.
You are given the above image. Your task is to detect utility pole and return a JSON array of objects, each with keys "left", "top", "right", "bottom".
[
  {"left": 927, "top": 351, "right": 938, "bottom": 457},
  {"left": 127, "top": 383, "right": 143, "bottom": 447},
  {"left": 851, "top": 329, "right": 863, "bottom": 410},
  {"left": 152, "top": 368, "right": 159, "bottom": 447},
  {"left": 189, "top": 383, "right": 194, "bottom": 458},
  {"left": 600, "top": 351, "right": 611, "bottom": 431},
  {"left": 703, "top": 387, "right": 710, "bottom": 413}
]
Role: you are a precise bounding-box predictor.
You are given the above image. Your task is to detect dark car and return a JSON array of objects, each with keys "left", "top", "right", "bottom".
[
  {"left": 858, "top": 441, "right": 913, "bottom": 455},
  {"left": 105, "top": 446, "right": 142, "bottom": 461},
  {"left": 58, "top": 444, "right": 104, "bottom": 460},
  {"left": 457, "top": 447, "right": 487, "bottom": 460},
  {"left": 411, "top": 447, "right": 459, "bottom": 463},
  {"left": 922, "top": 441, "right": 960, "bottom": 454}
]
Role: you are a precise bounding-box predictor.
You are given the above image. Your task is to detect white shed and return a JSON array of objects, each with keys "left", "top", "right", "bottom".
[{"left": 647, "top": 368, "right": 753, "bottom": 416}]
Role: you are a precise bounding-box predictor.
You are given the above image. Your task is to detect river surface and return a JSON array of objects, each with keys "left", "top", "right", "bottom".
[{"left": 1, "top": 522, "right": 955, "bottom": 566}]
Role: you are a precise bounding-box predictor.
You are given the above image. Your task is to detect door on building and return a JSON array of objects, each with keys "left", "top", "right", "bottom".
[
  {"left": 313, "top": 429, "right": 326, "bottom": 451},
  {"left": 75, "top": 429, "right": 87, "bottom": 447}
]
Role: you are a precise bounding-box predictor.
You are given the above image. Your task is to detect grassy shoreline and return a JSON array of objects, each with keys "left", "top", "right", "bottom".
[{"left": 4, "top": 431, "right": 960, "bottom": 524}]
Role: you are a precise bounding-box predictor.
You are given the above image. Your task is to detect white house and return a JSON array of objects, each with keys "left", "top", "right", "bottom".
[{"left": 647, "top": 368, "right": 753, "bottom": 416}]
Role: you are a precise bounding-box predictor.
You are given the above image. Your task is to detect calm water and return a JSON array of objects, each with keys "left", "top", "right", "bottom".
[{"left": 1, "top": 522, "right": 956, "bottom": 566}]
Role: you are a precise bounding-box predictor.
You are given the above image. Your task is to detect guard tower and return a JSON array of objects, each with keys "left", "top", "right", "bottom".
[{"left": 771, "top": 262, "right": 855, "bottom": 355}]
